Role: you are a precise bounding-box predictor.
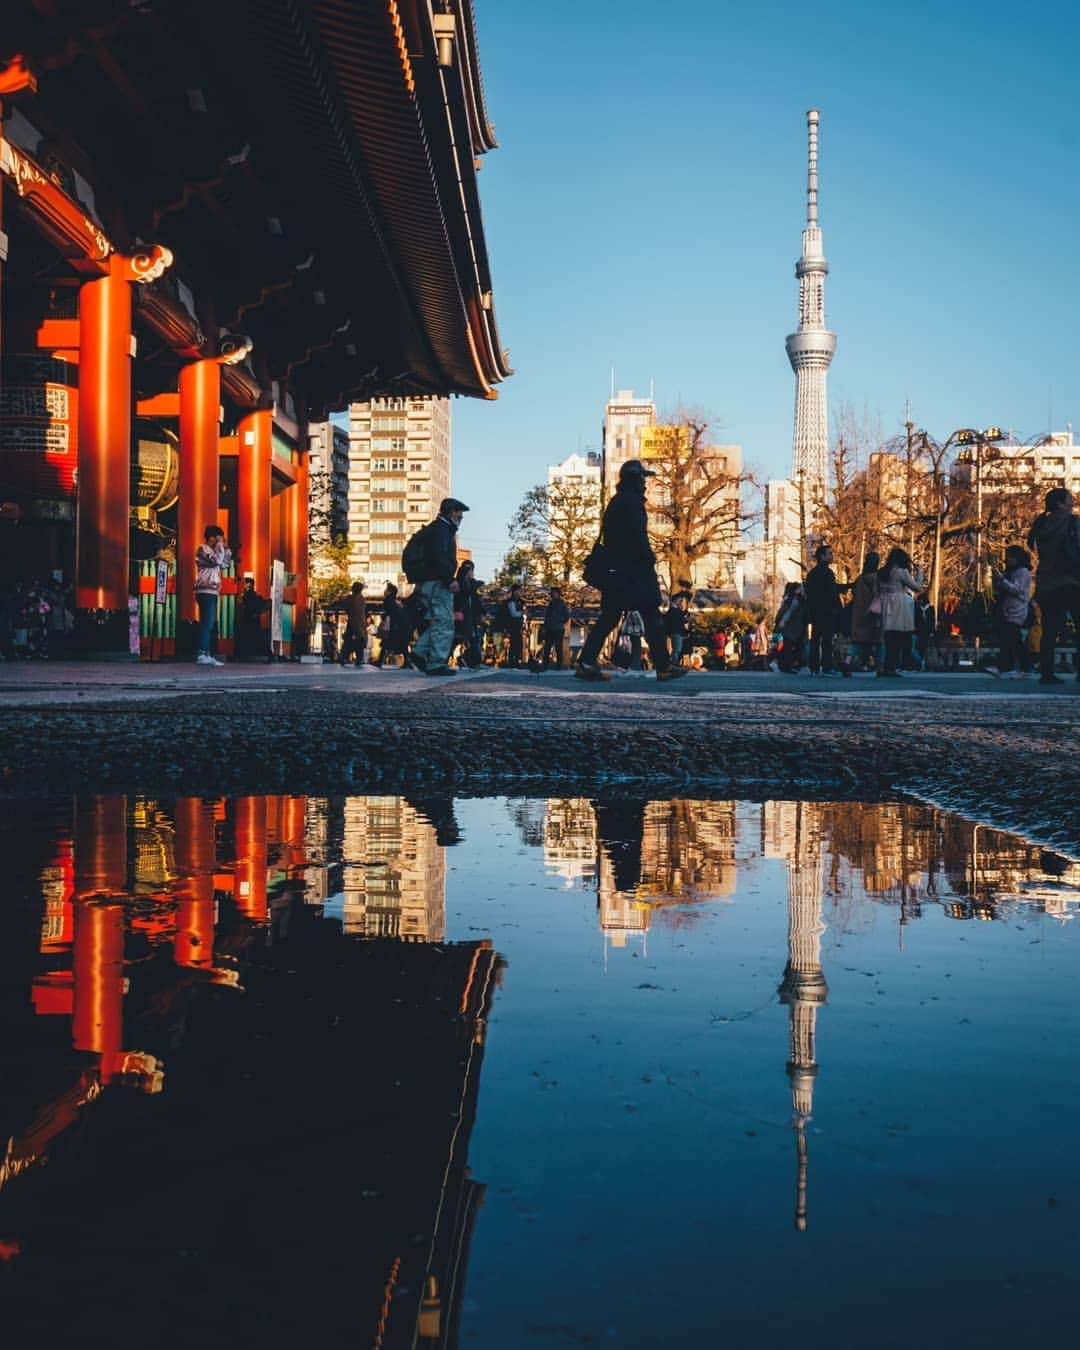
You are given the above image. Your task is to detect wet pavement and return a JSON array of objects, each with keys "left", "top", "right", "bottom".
[{"left": 1, "top": 793, "right": 1077, "bottom": 1347}]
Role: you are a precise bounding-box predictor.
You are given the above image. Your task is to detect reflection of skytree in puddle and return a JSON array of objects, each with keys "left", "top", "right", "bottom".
[{"left": 777, "top": 800, "right": 827, "bottom": 1233}]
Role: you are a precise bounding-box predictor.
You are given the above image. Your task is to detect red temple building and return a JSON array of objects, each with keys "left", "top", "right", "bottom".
[{"left": 0, "top": 1, "right": 508, "bottom": 653}]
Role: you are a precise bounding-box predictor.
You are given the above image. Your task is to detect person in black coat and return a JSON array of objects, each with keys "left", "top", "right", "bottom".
[
  {"left": 538, "top": 587, "right": 571, "bottom": 670},
  {"left": 664, "top": 593, "right": 691, "bottom": 666},
  {"left": 802, "top": 543, "right": 848, "bottom": 676},
  {"left": 577, "top": 460, "right": 688, "bottom": 683},
  {"left": 453, "top": 560, "right": 485, "bottom": 667}
]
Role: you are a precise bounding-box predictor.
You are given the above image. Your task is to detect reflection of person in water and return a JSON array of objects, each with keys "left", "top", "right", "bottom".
[
  {"left": 405, "top": 795, "right": 461, "bottom": 847},
  {"left": 592, "top": 797, "right": 646, "bottom": 893}
]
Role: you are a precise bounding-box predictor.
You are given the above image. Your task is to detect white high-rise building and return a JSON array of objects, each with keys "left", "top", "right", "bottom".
[
  {"left": 548, "top": 449, "right": 602, "bottom": 492},
  {"left": 307, "top": 420, "right": 349, "bottom": 547},
  {"left": 346, "top": 396, "right": 451, "bottom": 593},
  {"left": 602, "top": 389, "right": 655, "bottom": 493}
]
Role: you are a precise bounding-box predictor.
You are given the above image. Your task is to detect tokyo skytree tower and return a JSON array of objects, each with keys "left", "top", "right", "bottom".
[{"left": 785, "top": 109, "right": 836, "bottom": 490}]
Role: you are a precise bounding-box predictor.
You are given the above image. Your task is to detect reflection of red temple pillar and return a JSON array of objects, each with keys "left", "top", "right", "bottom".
[
  {"left": 287, "top": 450, "right": 309, "bottom": 646},
  {"left": 74, "top": 795, "right": 127, "bottom": 895},
  {"left": 72, "top": 903, "right": 125, "bottom": 1080},
  {"left": 178, "top": 360, "right": 222, "bottom": 626},
  {"left": 237, "top": 408, "right": 272, "bottom": 596},
  {"left": 283, "top": 795, "right": 307, "bottom": 873},
  {"left": 173, "top": 797, "right": 216, "bottom": 969},
  {"left": 73, "top": 795, "right": 127, "bottom": 1080},
  {"left": 234, "top": 796, "right": 268, "bottom": 921},
  {"left": 77, "top": 256, "right": 133, "bottom": 635}
]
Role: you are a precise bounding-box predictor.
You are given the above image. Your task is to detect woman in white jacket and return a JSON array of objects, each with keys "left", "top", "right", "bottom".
[{"left": 876, "top": 547, "right": 924, "bottom": 677}]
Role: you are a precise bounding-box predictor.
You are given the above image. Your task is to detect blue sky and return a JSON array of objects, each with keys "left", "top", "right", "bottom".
[{"left": 451, "top": 0, "right": 1080, "bottom": 576}]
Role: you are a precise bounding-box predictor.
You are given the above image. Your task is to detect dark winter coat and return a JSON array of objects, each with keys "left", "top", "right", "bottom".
[
  {"left": 596, "top": 479, "right": 661, "bottom": 609},
  {"left": 803, "top": 562, "right": 842, "bottom": 620},
  {"left": 543, "top": 597, "right": 570, "bottom": 634},
  {"left": 664, "top": 605, "right": 689, "bottom": 637},
  {"left": 342, "top": 591, "right": 367, "bottom": 634},
  {"left": 417, "top": 515, "right": 459, "bottom": 584},
  {"left": 1028, "top": 510, "right": 1080, "bottom": 597}
]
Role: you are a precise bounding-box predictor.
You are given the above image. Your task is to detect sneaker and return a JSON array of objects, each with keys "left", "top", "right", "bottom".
[
  {"left": 406, "top": 653, "right": 426, "bottom": 672},
  {"left": 426, "top": 665, "right": 456, "bottom": 677},
  {"left": 1039, "top": 674, "right": 1064, "bottom": 685},
  {"left": 984, "top": 665, "right": 1001, "bottom": 678},
  {"left": 656, "top": 665, "right": 690, "bottom": 682},
  {"left": 821, "top": 670, "right": 842, "bottom": 678},
  {"left": 196, "top": 653, "right": 215, "bottom": 665},
  {"left": 575, "top": 663, "right": 611, "bottom": 683}
]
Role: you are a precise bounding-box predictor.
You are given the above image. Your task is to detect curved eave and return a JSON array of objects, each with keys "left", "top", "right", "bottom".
[
  {"left": 312, "top": 0, "right": 505, "bottom": 399},
  {"left": 455, "top": 0, "right": 499, "bottom": 153}
]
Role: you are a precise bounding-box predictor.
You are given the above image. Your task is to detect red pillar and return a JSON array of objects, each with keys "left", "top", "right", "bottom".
[
  {"left": 178, "top": 360, "right": 222, "bottom": 626},
  {"left": 77, "top": 256, "right": 133, "bottom": 636},
  {"left": 173, "top": 797, "right": 216, "bottom": 970},
  {"left": 73, "top": 795, "right": 127, "bottom": 1079},
  {"left": 288, "top": 448, "right": 310, "bottom": 648},
  {"left": 237, "top": 408, "right": 272, "bottom": 596},
  {"left": 234, "top": 796, "right": 268, "bottom": 922}
]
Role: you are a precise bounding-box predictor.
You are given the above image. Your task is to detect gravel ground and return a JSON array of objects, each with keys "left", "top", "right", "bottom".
[{"left": 2, "top": 671, "right": 1078, "bottom": 854}]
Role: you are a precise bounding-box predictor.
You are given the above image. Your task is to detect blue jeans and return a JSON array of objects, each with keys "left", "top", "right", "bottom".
[{"left": 196, "top": 592, "right": 218, "bottom": 656}]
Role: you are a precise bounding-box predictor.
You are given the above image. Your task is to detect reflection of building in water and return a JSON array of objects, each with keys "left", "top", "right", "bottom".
[
  {"left": 596, "top": 799, "right": 738, "bottom": 948},
  {"left": 302, "top": 795, "right": 339, "bottom": 907},
  {"left": 339, "top": 796, "right": 447, "bottom": 941},
  {"left": 776, "top": 800, "right": 827, "bottom": 1233},
  {"left": 0, "top": 795, "right": 500, "bottom": 1348},
  {"left": 763, "top": 799, "right": 1080, "bottom": 924},
  {"left": 639, "top": 800, "right": 737, "bottom": 901},
  {"left": 544, "top": 799, "right": 598, "bottom": 888}
]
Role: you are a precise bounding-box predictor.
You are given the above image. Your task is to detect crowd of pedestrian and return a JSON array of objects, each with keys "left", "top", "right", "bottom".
[
  {"left": 0, "top": 576, "right": 75, "bottom": 661},
  {"left": 179, "top": 476, "right": 1080, "bottom": 688},
  {"left": 765, "top": 487, "right": 1079, "bottom": 683}
]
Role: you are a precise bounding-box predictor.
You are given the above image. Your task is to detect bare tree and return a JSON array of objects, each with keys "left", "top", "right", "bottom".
[
  {"left": 643, "top": 410, "right": 756, "bottom": 593},
  {"left": 508, "top": 476, "right": 602, "bottom": 585}
]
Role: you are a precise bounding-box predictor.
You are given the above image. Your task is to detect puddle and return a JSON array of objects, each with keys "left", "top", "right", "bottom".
[{"left": 0, "top": 795, "right": 1077, "bottom": 1348}]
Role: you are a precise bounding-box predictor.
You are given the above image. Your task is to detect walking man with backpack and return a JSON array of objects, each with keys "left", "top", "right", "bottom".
[{"left": 403, "top": 498, "right": 468, "bottom": 676}]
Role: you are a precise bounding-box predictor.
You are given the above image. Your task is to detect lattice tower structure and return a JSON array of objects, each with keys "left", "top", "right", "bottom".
[
  {"left": 777, "top": 803, "right": 828, "bottom": 1231},
  {"left": 785, "top": 110, "right": 836, "bottom": 493}
]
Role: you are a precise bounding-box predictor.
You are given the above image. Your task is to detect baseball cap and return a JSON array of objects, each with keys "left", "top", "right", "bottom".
[{"left": 619, "top": 459, "right": 656, "bottom": 479}]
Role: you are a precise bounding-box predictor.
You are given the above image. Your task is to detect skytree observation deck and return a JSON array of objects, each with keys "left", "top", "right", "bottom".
[{"left": 0, "top": 1, "right": 510, "bottom": 655}]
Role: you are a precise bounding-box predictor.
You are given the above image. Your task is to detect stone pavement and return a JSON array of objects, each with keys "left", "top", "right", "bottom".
[
  {"left": 1, "top": 659, "right": 1078, "bottom": 705},
  {"left": 0, "top": 660, "right": 1076, "bottom": 853}
]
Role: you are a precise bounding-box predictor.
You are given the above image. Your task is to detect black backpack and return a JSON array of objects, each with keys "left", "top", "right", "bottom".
[{"left": 401, "top": 523, "right": 433, "bottom": 583}]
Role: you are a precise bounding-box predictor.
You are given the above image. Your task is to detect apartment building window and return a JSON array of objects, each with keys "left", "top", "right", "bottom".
[
  {"left": 371, "top": 498, "right": 406, "bottom": 513},
  {"left": 371, "top": 459, "right": 405, "bottom": 474},
  {"left": 370, "top": 519, "right": 402, "bottom": 534}
]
